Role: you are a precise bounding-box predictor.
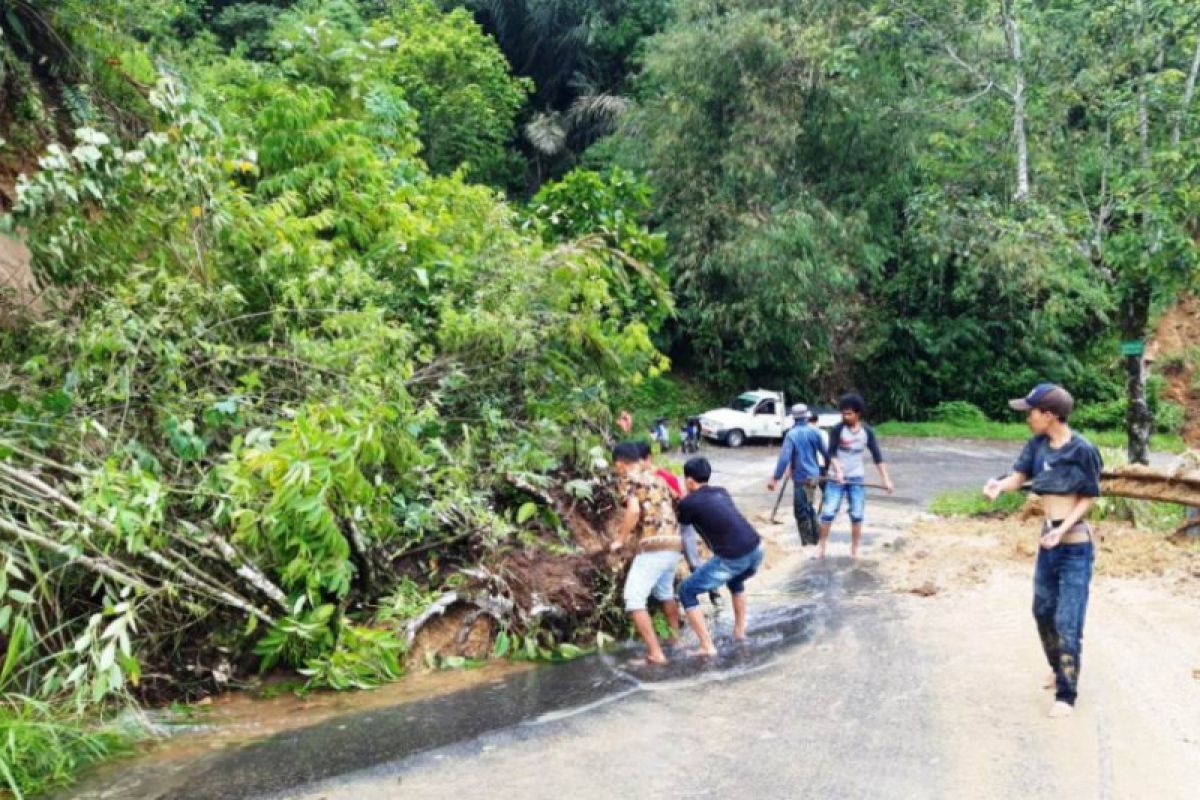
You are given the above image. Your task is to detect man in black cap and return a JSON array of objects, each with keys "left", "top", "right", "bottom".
[{"left": 983, "top": 383, "right": 1103, "bottom": 718}]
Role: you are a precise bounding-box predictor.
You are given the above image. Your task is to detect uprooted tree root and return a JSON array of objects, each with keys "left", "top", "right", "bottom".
[{"left": 405, "top": 474, "right": 628, "bottom": 664}]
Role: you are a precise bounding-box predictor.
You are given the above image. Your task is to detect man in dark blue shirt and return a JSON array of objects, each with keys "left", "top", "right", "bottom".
[
  {"left": 768, "top": 403, "right": 829, "bottom": 546},
  {"left": 677, "top": 457, "right": 764, "bottom": 656},
  {"left": 984, "top": 383, "right": 1103, "bottom": 718}
]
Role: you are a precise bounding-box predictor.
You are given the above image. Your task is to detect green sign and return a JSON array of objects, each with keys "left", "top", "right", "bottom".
[{"left": 1119, "top": 340, "right": 1145, "bottom": 357}]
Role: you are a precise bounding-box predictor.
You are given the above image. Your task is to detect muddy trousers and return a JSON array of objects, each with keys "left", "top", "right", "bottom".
[
  {"left": 1032, "top": 541, "right": 1094, "bottom": 705},
  {"left": 792, "top": 480, "right": 819, "bottom": 546}
]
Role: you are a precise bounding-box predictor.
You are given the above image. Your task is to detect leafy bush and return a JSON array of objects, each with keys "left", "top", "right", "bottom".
[
  {"left": 1070, "top": 399, "right": 1125, "bottom": 431},
  {"left": 927, "top": 401, "right": 988, "bottom": 425},
  {"left": 0, "top": 0, "right": 670, "bottom": 746}
]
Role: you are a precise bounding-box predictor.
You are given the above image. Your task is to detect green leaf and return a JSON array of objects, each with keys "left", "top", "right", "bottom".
[{"left": 516, "top": 501, "right": 538, "bottom": 525}]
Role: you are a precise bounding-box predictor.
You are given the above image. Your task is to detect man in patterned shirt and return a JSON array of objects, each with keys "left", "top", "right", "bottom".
[{"left": 610, "top": 442, "right": 683, "bottom": 665}]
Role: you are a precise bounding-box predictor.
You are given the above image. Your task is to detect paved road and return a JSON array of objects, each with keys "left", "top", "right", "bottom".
[
  {"left": 71, "top": 436, "right": 1199, "bottom": 799},
  {"left": 277, "top": 437, "right": 1006, "bottom": 800}
]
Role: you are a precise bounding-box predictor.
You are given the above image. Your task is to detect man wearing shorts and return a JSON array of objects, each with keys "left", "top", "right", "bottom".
[
  {"left": 610, "top": 442, "right": 683, "bottom": 665},
  {"left": 677, "top": 457, "right": 765, "bottom": 656},
  {"left": 818, "top": 393, "right": 894, "bottom": 559},
  {"left": 636, "top": 442, "right": 720, "bottom": 606}
]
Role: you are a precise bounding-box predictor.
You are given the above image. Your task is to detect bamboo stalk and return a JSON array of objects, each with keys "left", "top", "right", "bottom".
[{"left": 0, "top": 516, "right": 152, "bottom": 592}]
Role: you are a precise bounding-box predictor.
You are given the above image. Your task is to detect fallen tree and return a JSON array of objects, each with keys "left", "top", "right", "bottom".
[{"left": 1100, "top": 456, "right": 1200, "bottom": 508}]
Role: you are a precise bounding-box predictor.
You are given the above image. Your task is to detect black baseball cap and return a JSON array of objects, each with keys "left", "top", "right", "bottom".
[{"left": 1008, "top": 383, "right": 1074, "bottom": 419}]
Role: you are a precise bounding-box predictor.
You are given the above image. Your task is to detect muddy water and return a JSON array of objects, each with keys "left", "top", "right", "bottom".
[
  {"left": 66, "top": 437, "right": 1012, "bottom": 799},
  {"left": 68, "top": 557, "right": 883, "bottom": 800}
]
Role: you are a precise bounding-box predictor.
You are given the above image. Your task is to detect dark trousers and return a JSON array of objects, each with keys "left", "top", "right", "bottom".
[
  {"left": 793, "top": 479, "right": 819, "bottom": 546},
  {"left": 1032, "top": 541, "right": 1094, "bottom": 705}
]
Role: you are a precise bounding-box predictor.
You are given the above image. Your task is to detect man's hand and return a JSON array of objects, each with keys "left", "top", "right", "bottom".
[
  {"left": 1040, "top": 525, "right": 1065, "bottom": 549},
  {"left": 767, "top": 479, "right": 777, "bottom": 492},
  {"left": 983, "top": 478, "right": 1003, "bottom": 502},
  {"left": 832, "top": 468, "right": 845, "bottom": 485}
]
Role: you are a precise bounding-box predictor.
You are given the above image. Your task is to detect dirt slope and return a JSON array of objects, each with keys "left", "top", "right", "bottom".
[{"left": 1152, "top": 294, "right": 1200, "bottom": 447}]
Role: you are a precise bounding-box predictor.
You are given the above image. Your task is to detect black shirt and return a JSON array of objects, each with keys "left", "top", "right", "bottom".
[
  {"left": 677, "top": 485, "right": 762, "bottom": 559},
  {"left": 1013, "top": 433, "right": 1103, "bottom": 497}
]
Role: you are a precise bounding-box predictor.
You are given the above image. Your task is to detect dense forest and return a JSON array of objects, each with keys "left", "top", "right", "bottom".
[{"left": 0, "top": 0, "right": 1196, "bottom": 794}]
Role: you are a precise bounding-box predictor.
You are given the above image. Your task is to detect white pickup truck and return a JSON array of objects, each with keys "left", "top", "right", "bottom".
[{"left": 699, "top": 390, "right": 839, "bottom": 448}]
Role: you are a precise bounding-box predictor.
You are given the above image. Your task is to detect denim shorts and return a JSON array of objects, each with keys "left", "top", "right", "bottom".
[
  {"left": 678, "top": 545, "right": 764, "bottom": 610},
  {"left": 819, "top": 478, "right": 866, "bottom": 524},
  {"left": 624, "top": 550, "right": 682, "bottom": 612}
]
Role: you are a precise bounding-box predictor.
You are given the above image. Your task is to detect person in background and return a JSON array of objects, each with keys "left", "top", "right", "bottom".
[
  {"left": 651, "top": 418, "right": 670, "bottom": 451},
  {"left": 818, "top": 393, "right": 894, "bottom": 559},
  {"left": 768, "top": 403, "right": 829, "bottom": 548}
]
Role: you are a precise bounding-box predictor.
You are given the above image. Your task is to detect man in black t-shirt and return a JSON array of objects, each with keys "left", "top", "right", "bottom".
[
  {"left": 983, "top": 383, "right": 1102, "bottom": 718},
  {"left": 677, "top": 457, "right": 765, "bottom": 656}
]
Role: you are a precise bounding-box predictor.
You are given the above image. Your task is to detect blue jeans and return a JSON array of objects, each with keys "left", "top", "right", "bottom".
[
  {"left": 678, "top": 545, "right": 764, "bottom": 610},
  {"left": 1033, "top": 541, "right": 1094, "bottom": 705},
  {"left": 793, "top": 479, "right": 819, "bottom": 545},
  {"left": 819, "top": 478, "right": 866, "bottom": 524}
]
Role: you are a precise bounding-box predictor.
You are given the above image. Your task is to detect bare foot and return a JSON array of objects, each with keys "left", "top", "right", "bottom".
[
  {"left": 692, "top": 646, "right": 718, "bottom": 658},
  {"left": 1047, "top": 700, "right": 1073, "bottom": 718},
  {"left": 816, "top": 547, "right": 826, "bottom": 560},
  {"left": 732, "top": 626, "right": 747, "bottom": 641},
  {"left": 1043, "top": 672, "right": 1056, "bottom": 690},
  {"left": 637, "top": 654, "right": 668, "bottom": 666}
]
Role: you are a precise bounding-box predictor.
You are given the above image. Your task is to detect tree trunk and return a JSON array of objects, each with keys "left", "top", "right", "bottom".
[
  {"left": 1122, "top": 285, "right": 1153, "bottom": 465},
  {"left": 1003, "top": 0, "right": 1030, "bottom": 202},
  {"left": 1172, "top": 33, "right": 1200, "bottom": 147},
  {"left": 1125, "top": 0, "right": 1153, "bottom": 466}
]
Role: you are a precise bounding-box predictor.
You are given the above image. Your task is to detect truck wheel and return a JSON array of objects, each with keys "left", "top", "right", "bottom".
[{"left": 724, "top": 429, "right": 746, "bottom": 448}]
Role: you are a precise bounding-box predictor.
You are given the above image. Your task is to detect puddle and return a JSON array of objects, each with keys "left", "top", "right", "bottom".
[{"left": 67, "top": 560, "right": 859, "bottom": 800}]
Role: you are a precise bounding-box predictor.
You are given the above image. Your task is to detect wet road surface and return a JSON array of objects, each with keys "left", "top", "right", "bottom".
[{"left": 66, "top": 437, "right": 1029, "bottom": 799}]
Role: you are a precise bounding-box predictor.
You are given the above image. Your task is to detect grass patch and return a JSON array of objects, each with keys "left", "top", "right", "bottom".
[
  {"left": 929, "top": 488, "right": 1025, "bottom": 517},
  {"left": 876, "top": 420, "right": 1186, "bottom": 453},
  {"left": 0, "top": 698, "right": 132, "bottom": 799}
]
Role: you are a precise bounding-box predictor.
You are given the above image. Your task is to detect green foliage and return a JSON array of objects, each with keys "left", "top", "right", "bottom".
[
  {"left": 0, "top": 697, "right": 131, "bottom": 799},
  {"left": 930, "top": 488, "right": 1026, "bottom": 518},
  {"left": 529, "top": 167, "right": 672, "bottom": 332},
  {"left": 269, "top": 0, "right": 531, "bottom": 185},
  {"left": 616, "top": 1, "right": 894, "bottom": 391},
  {"left": 928, "top": 402, "right": 987, "bottom": 426},
  {"left": 0, "top": 2, "right": 670, "bottom": 764},
  {"left": 612, "top": 0, "right": 1200, "bottom": 430}
]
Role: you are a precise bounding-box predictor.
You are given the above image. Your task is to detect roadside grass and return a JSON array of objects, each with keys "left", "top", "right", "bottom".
[
  {"left": 0, "top": 698, "right": 132, "bottom": 799},
  {"left": 876, "top": 420, "right": 1186, "bottom": 453},
  {"left": 929, "top": 488, "right": 1025, "bottom": 517}
]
